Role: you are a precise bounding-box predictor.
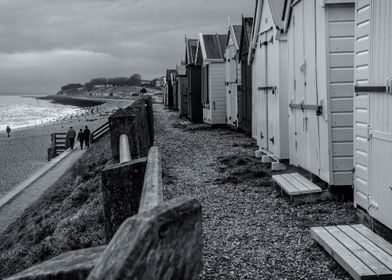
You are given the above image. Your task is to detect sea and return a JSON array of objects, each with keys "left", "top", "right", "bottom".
[{"left": 0, "top": 95, "right": 85, "bottom": 132}]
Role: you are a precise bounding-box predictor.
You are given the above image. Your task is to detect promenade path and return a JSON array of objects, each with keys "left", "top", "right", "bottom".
[{"left": 0, "top": 148, "right": 85, "bottom": 235}]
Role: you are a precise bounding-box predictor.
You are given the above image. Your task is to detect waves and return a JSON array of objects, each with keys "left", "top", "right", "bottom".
[{"left": 0, "top": 95, "right": 85, "bottom": 131}]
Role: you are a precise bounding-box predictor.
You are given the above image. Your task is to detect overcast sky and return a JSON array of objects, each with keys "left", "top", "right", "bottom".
[{"left": 0, "top": 0, "right": 253, "bottom": 95}]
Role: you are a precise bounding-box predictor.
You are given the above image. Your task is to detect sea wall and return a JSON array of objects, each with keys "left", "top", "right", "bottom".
[{"left": 6, "top": 97, "right": 203, "bottom": 280}]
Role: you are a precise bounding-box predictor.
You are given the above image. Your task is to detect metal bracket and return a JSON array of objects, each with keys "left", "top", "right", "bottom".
[
  {"left": 257, "top": 86, "right": 276, "bottom": 94},
  {"left": 289, "top": 101, "right": 323, "bottom": 116},
  {"left": 355, "top": 86, "right": 389, "bottom": 93}
]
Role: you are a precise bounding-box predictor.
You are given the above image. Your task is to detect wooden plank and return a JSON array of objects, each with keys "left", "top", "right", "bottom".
[
  {"left": 311, "top": 227, "right": 376, "bottom": 280},
  {"left": 352, "top": 225, "right": 392, "bottom": 257},
  {"left": 333, "top": 143, "right": 354, "bottom": 156},
  {"left": 272, "top": 175, "right": 301, "bottom": 195},
  {"left": 325, "top": 226, "right": 392, "bottom": 277},
  {"left": 290, "top": 173, "right": 322, "bottom": 193},
  {"left": 330, "top": 38, "right": 355, "bottom": 53},
  {"left": 338, "top": 225, "right": 392, "bottom": 271},
  {"left": 329, "top": 22, "right": 355, "bottom": 37},
  {"left": 281, "top": 174, "right": 311, "bottom": 193},
  {"left": 333, "top": 157, "right": 353, "bottom": 171}
]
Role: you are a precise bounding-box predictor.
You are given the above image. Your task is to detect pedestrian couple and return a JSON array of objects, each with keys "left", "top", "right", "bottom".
[{"left": 66, "top": 126, "right": 90, "bottom": 150}]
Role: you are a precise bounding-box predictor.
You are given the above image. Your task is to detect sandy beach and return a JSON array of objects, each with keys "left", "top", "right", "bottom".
[{"left": 0, "top": 98, "right": 133, "bottom": 199}]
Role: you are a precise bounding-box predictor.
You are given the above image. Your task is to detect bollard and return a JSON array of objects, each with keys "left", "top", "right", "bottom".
[{"left": 119, "top": 134, "right": 131, "bottom": 163}]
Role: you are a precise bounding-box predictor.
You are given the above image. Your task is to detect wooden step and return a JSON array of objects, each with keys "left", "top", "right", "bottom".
[
  {"left": 311, "top": 224, "right": 392, "bottom": 280},
  {"left": 272, "top": 172, "right": 322, "bottom": 204}
]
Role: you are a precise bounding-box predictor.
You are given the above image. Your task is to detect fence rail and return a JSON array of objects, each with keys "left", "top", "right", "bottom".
[
  {"left": 91, "top": 122, "right": 109, "bottom": 143},
  {"left": 51, "top": 133, "right": 67, "bottom": 156}
]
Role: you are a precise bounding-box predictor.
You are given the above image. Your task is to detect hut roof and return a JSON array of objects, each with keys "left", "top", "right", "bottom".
[
  {"left": 268, "top": 0, "right": 285, "bottom": 29},
  {"left": 199, "top": 33, "right": 228, "bottom": 61}
]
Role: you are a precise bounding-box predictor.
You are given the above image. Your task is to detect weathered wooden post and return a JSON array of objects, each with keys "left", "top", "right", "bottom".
[
  {"left": 102, "top": 99, "right": 154, "bottom": 242},
  {"left": 101, "top": 158, "right": 147, "bottom": 242},
  {"left": 143, "top": 96, "right": 155, "bottom": 145}
]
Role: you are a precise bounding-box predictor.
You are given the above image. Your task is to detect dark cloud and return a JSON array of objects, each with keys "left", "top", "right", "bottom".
[{"left": 0, "top": 0, "right": 253, "bottom": 94}]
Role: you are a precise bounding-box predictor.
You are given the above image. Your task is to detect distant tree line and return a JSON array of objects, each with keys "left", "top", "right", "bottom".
[
  {"left": 84, "top": 74, "right": 142, "bottom": 91},
  {"left": 60, "top": 73, "right": 143, "bottom": 93}
]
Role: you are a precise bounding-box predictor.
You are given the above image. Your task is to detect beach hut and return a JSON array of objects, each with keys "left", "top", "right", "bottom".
[
  {"left": 164, "top": 69, "right": 176, "bottom": 108},
  {"left": 225, "top": 24, "right": 242, "bottom": 128},
  {"left": 281, "top": 0, "right": 355, "bottom": 186},
  {"left": 199, "top": 33, "right": 228, "bottom": 125},
  {"left": 172, "top": 71, "right": 178, "bottom": 110},
  {"left": 239, "top": 16, "right": 253, "bottom": 136},
  {"left": 185, "top": 38, "right": 203, "bottom": 123},
  {"left": 249, "top": 0, "right": 288, "bottom": 164},
  {"left": 354, "top": 0, "right": 392, "bottom": 232},
  {"left": 176, "top": 63, "right": 189, "bottom": 117}
]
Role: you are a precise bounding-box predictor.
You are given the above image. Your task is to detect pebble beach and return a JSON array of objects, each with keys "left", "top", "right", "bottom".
[{"left": 0, "top": 98, "right": 133, "bottom": 199}]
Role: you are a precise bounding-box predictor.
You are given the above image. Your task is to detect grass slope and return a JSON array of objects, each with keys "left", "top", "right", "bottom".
[{"left": 0, "top": 134, "right": 111, "bottom": 278}]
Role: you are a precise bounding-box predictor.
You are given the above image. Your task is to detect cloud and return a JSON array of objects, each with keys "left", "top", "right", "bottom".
[{"left": 0, "top": 0, "right": 253, "bottom": 94}]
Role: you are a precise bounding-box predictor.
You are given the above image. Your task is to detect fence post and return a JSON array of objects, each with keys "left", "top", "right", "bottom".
[
  {"left": 101, "top": 158, "right": 147, "bottom": 242},
  {"left": 108, "top": 112, "right": 139, "bottom": 162},
  {"left": 143, "top": 96, "right": 155, "bottom": 145}
]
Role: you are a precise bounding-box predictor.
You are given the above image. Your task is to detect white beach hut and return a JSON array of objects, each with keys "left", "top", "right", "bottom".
[
  {"left": 199, "top": 33, "right": 228, "bottom": 125},
  {"left": 354, "top": 0, "right": 392, "bottom": 231},
  {"left": 249, "top": 0, "right": 288, "bottom": 164},
  {"left": 225, "top": 24, "right": 242, "bottom": 128},
  {"left": 282, "top": 0, "right": 355, "bottom": 186}
]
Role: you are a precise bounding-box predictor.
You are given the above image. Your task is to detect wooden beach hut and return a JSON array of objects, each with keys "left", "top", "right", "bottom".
[
  {"left": 225, "top": 24, "right": 242, "bottom": 128},
  {"left": 280, "top": 0, "right": 355, "bottom": 186},
  {"left": 176, "top": 63, "right": 188, "bottom": 118},
  {"left": 249, "top": 0, "right": 288, "bottom": 165},
  {"left": 199, "top": 33, "right": 228, "bottom": 125},
  {"left": 185, "top": 38, "right": 203, "bottom": 123},
  {"left": 239, "top": 16, "right": 253, "bottom": 136},
  {"left": 310, "top": 4, "right": 392, "bottom": 277},
  {"left": 172, "top": 71, "right": 178, "bottom": 110},
  {"left": 164, "top": 69, "right": 176, "bottom": 108},
  {"left": 353, "top": 0, "right": 392, "bottom": 232}
]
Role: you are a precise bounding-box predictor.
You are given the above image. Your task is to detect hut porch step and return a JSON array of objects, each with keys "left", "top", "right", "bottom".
[
  {"left": 272, "top": 172, "right": 322, "bottom": 204},
  {"left": 254, "top": 150, "right": 287, "bottom": 171},
  {"left": 311, "top": 224, "right": 392, "bottom": 280},
  {"left": 179, "top": 120, "right": 191, "bottom": 126}
]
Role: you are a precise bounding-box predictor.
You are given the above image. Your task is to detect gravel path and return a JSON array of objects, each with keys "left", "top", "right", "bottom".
[{"left": 154, "top": 104, "right": 356, "bottom": 280}]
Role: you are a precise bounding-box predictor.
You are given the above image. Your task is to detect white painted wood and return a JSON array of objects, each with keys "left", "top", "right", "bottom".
[
  {"left": 353, "top": 0, "right": 392, "bottom": 230},
  {"left": 250, "top": 0, "right": 289, "bottom": 161},
  {"left": 312, "top": 224, "right": 392, "bottom": 280},
  {"left": 225, "top": 25, "right": 241, "bottom": 128},
  {"left": 285, "top": 0, "right": 355, "bottom": 186},
  {"left": 273, "top": 172, "right": 322, "bottom": 196}
]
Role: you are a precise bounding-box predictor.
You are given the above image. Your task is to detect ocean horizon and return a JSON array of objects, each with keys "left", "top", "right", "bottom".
[{"left": 0, "top": 95, "right": 85, "bottom": 132}]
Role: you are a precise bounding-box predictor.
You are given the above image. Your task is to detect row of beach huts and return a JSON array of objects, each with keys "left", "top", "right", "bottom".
[{"left": 164, "top": 1, "right": 392, "bottom": 279}]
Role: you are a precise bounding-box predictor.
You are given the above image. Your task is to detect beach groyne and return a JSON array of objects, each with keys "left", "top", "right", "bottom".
[
  {"left": 6, "top": 97, "right": 203, "bottom": 280},
  {"left": 38, "top": 95, "right": 105, "bottom": 108}
]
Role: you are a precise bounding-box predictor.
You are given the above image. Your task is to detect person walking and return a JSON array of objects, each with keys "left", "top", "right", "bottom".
[
  {"left": 84, "top": 125, "right": 91, "bottom": 148},
  {"left": 67, "top": 127, "right": 76, "bottom": 149},
  {"left": 77, "top": 129, "right": 84, "bottom": 149},
  {"left": 6, "top": 126, "right": 11, "bottom": 137}
]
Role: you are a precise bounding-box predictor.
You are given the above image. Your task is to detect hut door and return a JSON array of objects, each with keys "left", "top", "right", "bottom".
[
  {"left": 368, "top": 88, "right": 392, "bottom": 229},
  {"left": 266, "top": 30, "right": 277, "bottom": 156},
  {"left": 231, "top": 58, "right": 238, "bottom": 125},
  {"left": 258, "top": 37, "right": 268, "bottom": 150},
  {"left": 291, "top": 0, "right": 321, "bottom": 175},
  {"left": 368, "top": 103, "right": 392, "bottom": 229}
]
